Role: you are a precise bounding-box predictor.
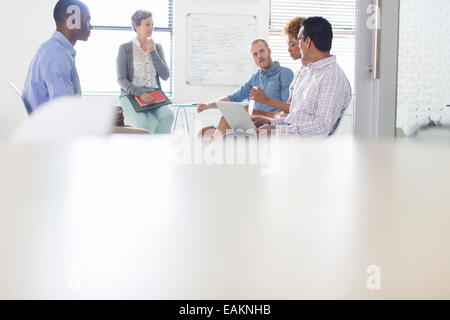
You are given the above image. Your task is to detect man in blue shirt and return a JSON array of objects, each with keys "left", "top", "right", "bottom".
[
  {"left": 22, "top": 0, "right": 92, "bottom": 114},
  {"left": 197, "top": 39, "right": 294, "bottom": 136}
]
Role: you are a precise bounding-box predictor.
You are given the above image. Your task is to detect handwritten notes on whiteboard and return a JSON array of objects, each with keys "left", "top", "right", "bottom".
[{"left": 186, "top": 14, "right": 257, "bottom": 86}]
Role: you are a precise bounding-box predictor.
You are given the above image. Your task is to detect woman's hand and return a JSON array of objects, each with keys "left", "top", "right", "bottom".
[
  {"left": 141, "top": 92, "right": 155, "bottom": 105},
  {"left": 141, "top": 38, "right": 156, "bottom": 53},
  {"left": 197, "top": 102, "right": 217, "bottom": 113},
  {"left": 250, "top": 87, "right": 269, "bottom": 104}
]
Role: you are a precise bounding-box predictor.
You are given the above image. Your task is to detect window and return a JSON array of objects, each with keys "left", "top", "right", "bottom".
[
  {"left": 76, "top": 0, "right": 173, "bottom": 96},
  {"left": 269, "top": 0, "right": 356, "bottom": 91}
]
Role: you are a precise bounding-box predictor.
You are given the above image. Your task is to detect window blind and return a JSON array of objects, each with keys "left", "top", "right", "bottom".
[{"left": 269, "top": 0, "right": 356, "bottom": 91}]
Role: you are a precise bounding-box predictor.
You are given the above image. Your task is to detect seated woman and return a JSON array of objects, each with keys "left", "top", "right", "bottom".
[
  {"left": 117, "top": 10, "right": 173, "bottom": 133},
  {"left": 199, "top": 17, "right": 306, "bottom": 139},
  {"left": 250, "top": 16, "right": 306, "bottom": 116}
]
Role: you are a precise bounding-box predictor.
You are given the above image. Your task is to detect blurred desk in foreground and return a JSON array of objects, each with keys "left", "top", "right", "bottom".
[{"left": 0, "top": 137, "right": 449, "bottom": 299}]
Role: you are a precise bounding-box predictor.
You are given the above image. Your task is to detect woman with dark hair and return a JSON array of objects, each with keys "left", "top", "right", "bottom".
[
  {"left": 285, "top": 16, "right": 305, "bottom": 61},
  {"left": 117, "top": 10, "right": 173, "bottom": 133},
  {"left": 250, "top": 16, "right": 306, "bottom": 115}
]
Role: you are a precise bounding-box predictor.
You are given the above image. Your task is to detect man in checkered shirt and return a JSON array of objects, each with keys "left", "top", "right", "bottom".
[{"left": 253, "top": 16, "right": 352, "bottom": 137}]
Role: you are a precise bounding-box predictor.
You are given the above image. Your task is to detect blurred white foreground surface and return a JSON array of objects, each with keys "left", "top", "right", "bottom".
[
  {"left": 12, "top": 96, "right": 115, "bottom": 143},
  {"left": 0, "top": 136, "right": 449, "bottom": 299}
]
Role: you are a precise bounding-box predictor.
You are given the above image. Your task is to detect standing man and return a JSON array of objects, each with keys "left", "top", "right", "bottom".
[
  {"left": 253, "top": 17, "right": 352, "bottom": 137},
  {"left": 22, "top": 0, "right": 92, "bottom": 114},
  {"left": 197, "top": 39, "right": 294, "bottom": 136}
]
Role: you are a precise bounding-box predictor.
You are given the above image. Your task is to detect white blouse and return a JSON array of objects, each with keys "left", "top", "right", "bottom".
[{"left": 132, "top": 38, "right": 158, "bottom": 89}]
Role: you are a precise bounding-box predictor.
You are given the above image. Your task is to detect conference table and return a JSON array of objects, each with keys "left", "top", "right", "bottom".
[{"left": 0, "top": 135, "right": 449, "bottom": 299}]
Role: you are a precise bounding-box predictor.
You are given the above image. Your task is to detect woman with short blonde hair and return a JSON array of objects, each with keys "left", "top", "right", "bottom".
[{"left": 117, "top": 10, "right": 173, "bottom": 133}]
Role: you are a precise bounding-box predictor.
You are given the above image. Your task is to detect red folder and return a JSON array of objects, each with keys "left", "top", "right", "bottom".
[{"left": 135, "top": 90, "right": 167, "bottom": 107}]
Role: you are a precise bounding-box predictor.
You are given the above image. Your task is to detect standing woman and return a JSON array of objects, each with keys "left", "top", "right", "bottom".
[{"left": 117, "top": 10, "right": 173, "bottom": 133}]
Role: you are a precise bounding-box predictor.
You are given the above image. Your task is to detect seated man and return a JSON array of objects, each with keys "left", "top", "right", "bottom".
[
  {"left": 197, "top": 39, "right": 294, "bottom": 137},
  {"left": 22, "top": 0, "right": 92, "bottom": 114},
  {"left": 253, "top": 17, "right": 352, "bottom": 137},
  {"left": 250, "top": 16, "right": 306, "bottom": 114}
]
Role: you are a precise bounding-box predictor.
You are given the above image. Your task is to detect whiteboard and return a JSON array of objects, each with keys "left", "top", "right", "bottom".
[{"left": 186, "top": 13, "right": 257, "bottom": 86}]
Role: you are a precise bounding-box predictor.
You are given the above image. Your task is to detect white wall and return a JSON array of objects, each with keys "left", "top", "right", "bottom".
[
  {"left": 172, "top": 0, "right": 269, "bottom": 104},
  {"left": 0, "top": 0, "right": 57, "bottom": 138},
  {"left": 172, "top": 0, "right": 269, "bottom": 129},
  {"left": 397, "top": 0, "right": 450, "bottom": 134}
]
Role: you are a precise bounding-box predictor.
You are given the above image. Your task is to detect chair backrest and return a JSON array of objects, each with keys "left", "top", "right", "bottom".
[
  {"left": 8, "top": 81, "right": 29, "bottom": 118},
  {"left": 328, "top": 116, "right": 343, "bottom": 136},
  {"left": 12, "top": 96, "right": 116, "bottom": 143},
  {"left": 9, "top": 81, "right": 21, "bottom": 96},
  {"left": 328, "top": 98, "right": 354, "bottom": 136}
]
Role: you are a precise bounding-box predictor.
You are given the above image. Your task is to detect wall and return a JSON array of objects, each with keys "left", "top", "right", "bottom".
[
  {"left": 172, "top": 0, "right": 269, "bottom": 129},
  {"left": 396, "top": 0, "right": 450, "bottom": 135},
  {"left": 0, "top": 0, "right": 57, "bottom": 138},
  {"left": 172, "top": 0, "right": 269, "bottom": 104}
]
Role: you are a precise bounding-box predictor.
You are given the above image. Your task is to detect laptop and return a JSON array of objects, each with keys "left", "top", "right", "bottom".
[{"left": 215, "top": 101, "right": 256, "bottom": 133}]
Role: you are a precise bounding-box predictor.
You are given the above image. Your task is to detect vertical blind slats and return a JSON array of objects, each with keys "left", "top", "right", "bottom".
[{"left": 269, "top": 0, "right": 356, "bottom": 91}]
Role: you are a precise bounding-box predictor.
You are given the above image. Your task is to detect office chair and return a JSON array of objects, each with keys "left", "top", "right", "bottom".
[{"left": 8, "top": 81, "right": 29, "bottom": 119}]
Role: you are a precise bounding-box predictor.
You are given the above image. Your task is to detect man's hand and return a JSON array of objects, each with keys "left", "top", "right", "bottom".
[
  {"left": 197, "top": 102, "right": 217, "bottom": 113},
  {"left": 256, "top": 124, "right": 276, "bottom": 136},
  {"left": 250, "top": 87, "right": 269, "bottom": 104},
  {"left": 252, "top": 116, "right": 271, "bottom": 128},
  {"left": 141, "top": 92, "right": 155, "bottom": 105}
]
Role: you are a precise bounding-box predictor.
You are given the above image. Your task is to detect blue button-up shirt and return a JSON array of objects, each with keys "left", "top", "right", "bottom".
[
  {"left": 22, "top": 31, "right": 81, "bottom": 114},
  {"left": 228, "top": 61, "right": 294, "bottom": 112}
]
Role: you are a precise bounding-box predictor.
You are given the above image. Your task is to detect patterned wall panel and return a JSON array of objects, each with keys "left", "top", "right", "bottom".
[{"left": 397, "top": 0, "right": 450, "bottom": 135}]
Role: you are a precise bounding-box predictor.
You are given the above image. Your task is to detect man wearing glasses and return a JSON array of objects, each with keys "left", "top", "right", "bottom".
[{"left": 253, "top": 16, "right": 352, "bottom": 137}]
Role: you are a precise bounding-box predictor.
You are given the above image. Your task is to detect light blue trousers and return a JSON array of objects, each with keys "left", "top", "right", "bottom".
[{"left": 119, "top": 92, "right": 174, "bottom": 134}]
